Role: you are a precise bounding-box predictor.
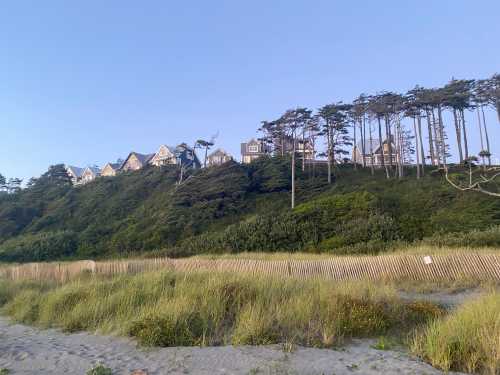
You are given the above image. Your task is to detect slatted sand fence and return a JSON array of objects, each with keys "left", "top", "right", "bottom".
[{"left": 1, "top": 252, "right": 499, "bottom": 282}]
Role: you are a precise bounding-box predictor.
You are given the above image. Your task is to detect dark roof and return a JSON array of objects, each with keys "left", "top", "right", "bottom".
[
  {"left": 127, "top": 152, "right": 154, "bottom": 165},
  {"left": 105, "top": 162, "right": 121, "bottom": 170}
]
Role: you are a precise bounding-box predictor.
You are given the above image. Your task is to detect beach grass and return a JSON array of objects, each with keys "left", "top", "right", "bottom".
[
  {"left": 0, "top": 270, "right": 443, "bottom": 348},
  {"left": 411, "top": 291, "right": 500, "bottom": 375}
]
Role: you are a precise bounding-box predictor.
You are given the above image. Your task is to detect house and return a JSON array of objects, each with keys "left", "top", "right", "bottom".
[
  {"left": 274, "top": 136, "right": 315, "bottom": 160},
  {"left": 352, "top": 138, "right": 399, "bottom": 167},
  {"left": 149, "top": 145, "right": 178, "bottom": 167},
  {"left": 207, "top": 149, "right": 233, "bottom": 167},
  {"left": 101, "top": 162, "right": 122, "bottom": 177},
  {"left": 65, "top": 165, "right": 84, "bottom": 185},
  {"left": 241, "top": 139, "right": 271, "bottom": 164},
  {"left": 120, "top": 152, "right": 155, "bottom": 172},
  {"left": 80, "top": 166, "right": 101, "bottom": 184}
]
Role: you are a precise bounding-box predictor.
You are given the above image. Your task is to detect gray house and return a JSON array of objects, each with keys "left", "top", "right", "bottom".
[{"left": 241, "top": 139, "right": 271, "bottom": 164}]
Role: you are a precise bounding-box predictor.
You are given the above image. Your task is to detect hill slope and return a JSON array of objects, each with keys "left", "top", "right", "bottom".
[{"left": 1, "top": 158, "right": 500, "bottom": 262}]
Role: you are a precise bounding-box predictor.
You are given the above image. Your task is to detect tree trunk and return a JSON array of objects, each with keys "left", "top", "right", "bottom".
[
  {"left": 437, "top": 105, "right": 447, "bottom": 168},
  {"left": 353, "top": 122, "right": 357, "bottom": 170},
  {"left": 477, "top": 107, "right": 486, "bottom": 170},
  {"left": 413, "top": 117, "right": 421, "bottom": 179},
  {"left": 460, "top": 109, "right": 469, "bottom": 160},
  {"left": 368, "top": 119, "right": 375, "bottom": 175},
  {"left": 377, "top": 116, "right": 389, "bottom": 179},
  {"left": 291, "top": 132, "right": 296, "bottom": 209},
  {"left": 301, "top": 129, "right": 306, "bottom": 172},
  {"left": 327, "top": 122, "right": 332, "bottom": 184},
  {"left": 361, "top": 117, "right": 367, "bottom": 168},
  {"left": 385, "top": 114, "right": 394, "bottom": 170},
  {"left": 417, "top": 113, "right": 425, "bottom": 175},
  {"left": 481, "top": 106, "right": 491, "bottom": 166},
  {"left": 204, "top": 147, "right": 208, "bottom": 168},
  {"left": 426, "top": 110, "right": 435, "bottom": 166},
  {"left": 452, "top": 108, "right": 464, "bottom": 164},
  {"left": 431, "top": 109, "right": 441, "bottom": 167}
]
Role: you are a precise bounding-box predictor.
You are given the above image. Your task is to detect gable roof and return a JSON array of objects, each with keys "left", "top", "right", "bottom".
[
  {"left": 356, "top": 139, "right": 381, "bottom": 153},
  {"left": 105, "top": 162, "right": 121, "bottom": 170},
  {"left": 65, "top": 165, "right": 84, "bottom": 178},
  {"left": 122, "top": 151, "right": 155, "bottom": 168},
  {"left": 83, "top": 166, "right": 101, "bottom": 176}
]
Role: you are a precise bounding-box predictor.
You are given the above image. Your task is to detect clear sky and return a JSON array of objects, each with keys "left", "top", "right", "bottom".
[{"left": 1, "top": 0, "right": 499, "bottom": 182}]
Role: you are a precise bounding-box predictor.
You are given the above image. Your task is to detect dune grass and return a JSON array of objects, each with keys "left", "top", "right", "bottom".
[
  {"left": 411, "top": 292, "right": 500, "bottom": 375},
  {"left": 0, "top": 270, "right": 444, "bottom": 348}
]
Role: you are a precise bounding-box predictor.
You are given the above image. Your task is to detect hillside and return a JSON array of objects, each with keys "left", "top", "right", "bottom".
[{"left": 1, "top": 157, "right": 500, "bottom": 262}]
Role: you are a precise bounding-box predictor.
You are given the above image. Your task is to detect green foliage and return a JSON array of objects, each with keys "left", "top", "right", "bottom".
[
  {"left": 1, "top": 159, "right": 500, "bottom": 261},
  {"left": 0, "top": 231, "right": 77, "bottom": 262}
]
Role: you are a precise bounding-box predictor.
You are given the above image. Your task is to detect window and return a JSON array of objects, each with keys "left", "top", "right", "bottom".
[{"left": 248, "top": 145, "right": 259, "bottom": 153}]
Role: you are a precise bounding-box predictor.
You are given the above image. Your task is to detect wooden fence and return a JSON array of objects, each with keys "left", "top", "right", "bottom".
[{"left": 1, "top": 253, "right": 499, "bottom": 283}]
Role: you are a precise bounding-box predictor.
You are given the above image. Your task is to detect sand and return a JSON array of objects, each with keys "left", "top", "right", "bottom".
[{"left": 0, "top": 317, "right": 467, "bottom": 375}]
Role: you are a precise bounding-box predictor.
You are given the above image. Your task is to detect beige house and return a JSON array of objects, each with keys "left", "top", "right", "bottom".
[
  {"left": 101, "top": 162, "right": 121, "bottom": 177},
  {"left": 149, "top": 145, "right": 178, "bottom": 166},
  {"left": 120, "top": 152, "right": 155, "bottom": 172},
  {"left": 352, "top": 138, "right": 399, "bottom": 167},
  {"left": 207, "top": 149, "right": 233, "bottom": 167},
  {"left": 80, "top": 166, "right": 101, "bottom": 185}
]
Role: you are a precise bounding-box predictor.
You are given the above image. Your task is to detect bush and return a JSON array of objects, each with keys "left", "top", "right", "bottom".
[
  {"left": 86, "top": 364, "right": 112, "bottom": 375},
  {"left": 0, "top": 231, "right": 77, "bottom": 262}
]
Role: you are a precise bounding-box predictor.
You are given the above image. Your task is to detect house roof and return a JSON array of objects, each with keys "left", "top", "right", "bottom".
[
  {"left": 107, "top": 162, "right": 122, "bottom": 170},
  {"left": 123, "top": 152, "right": 155, "bottom": 167},
  {"left": 155, "top": 144, "right": 177, "bottom": 156},
  {"left": 356, "top": 139, "right": 381, "bottom": 153},
  {"left": 65, "top": 165, "right": 84, "bottom": 178},
  {"left": 84, "top": 166, "right": 101, "bottom": 176}
]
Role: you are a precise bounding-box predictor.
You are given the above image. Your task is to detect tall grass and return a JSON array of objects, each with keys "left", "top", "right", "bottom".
[
  {"left": 412, "top": 292, "right": 500, "bottom": 375},
  {"left": 0, "top": 271, "right": 443, "bottom": 348}
]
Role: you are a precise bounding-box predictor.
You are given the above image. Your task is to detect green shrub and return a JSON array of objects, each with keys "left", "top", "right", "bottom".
[
  {"left": 86, "top": 364, "right": 112, "bottom": 375},
  {"left": 0, "top": 231, "right": 77, "bottom": 262}
]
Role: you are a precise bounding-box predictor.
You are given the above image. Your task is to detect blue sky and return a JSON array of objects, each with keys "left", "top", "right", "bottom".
[{"left": 1, "top": 0, "right": 499, "bottom": 182}]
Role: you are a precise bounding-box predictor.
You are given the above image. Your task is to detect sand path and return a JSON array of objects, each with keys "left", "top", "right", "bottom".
[{"left": 0, "top": 317, "right": 466, "bottom": 375}]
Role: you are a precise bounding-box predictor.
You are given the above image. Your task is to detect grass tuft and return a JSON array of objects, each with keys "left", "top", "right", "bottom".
[{"left": 411, "top": 292, "right": 500, "bottom": 375}]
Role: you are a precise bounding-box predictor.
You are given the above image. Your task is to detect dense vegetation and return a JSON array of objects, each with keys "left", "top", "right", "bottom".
[
  {"left": 1, "top": 158, "right": 500, "bottom": 262},
  {"left": 1, "top": 270, "right": 497, "bottom": 373},
  {"left": 0, "top": 271, "right": 444, "bottom": 347}
]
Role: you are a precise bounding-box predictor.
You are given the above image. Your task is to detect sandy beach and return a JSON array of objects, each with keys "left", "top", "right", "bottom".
[{"left": 0, "top": 317, "right": 467, "bottom": 375}]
